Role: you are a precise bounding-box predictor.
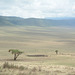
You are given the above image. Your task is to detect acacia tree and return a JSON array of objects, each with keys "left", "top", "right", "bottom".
[
  {"left": 55, "top": 50, "right": 58, "bottom": 54},
  {"left": 9, "top": 49, "right": 23, "bottom": 60}
]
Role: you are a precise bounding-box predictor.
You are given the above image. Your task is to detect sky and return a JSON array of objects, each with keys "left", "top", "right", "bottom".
[{"left": 0, "top": 0, "right": 75, "bottom": 18}]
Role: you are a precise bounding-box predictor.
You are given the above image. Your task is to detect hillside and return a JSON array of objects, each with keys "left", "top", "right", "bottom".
[{"left": 0, "top": 16, "right": 75, "bottom": 27}]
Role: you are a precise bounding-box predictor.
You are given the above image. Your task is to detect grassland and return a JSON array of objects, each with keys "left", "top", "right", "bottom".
[
  {"left": 0, "top": 26, "right": 75, "bottom": 75},
  {"left": 0, "top": 53, "right": 75, "bottom": 75}
]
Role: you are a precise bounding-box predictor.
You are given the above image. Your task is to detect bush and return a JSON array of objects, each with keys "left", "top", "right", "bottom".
[
  {"left": 19, "top": 66, "right": 25, "bottom": 70},
  {"left": 31, "top": 67, "right": 37, "bottom": 72},
  {"left": 3, "top": 62, "right": 18, "bottom": 69}
]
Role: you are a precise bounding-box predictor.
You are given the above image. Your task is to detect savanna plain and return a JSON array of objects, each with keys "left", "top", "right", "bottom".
[{"left": 0, "top": 26, "right": 75, "bottom": 75}]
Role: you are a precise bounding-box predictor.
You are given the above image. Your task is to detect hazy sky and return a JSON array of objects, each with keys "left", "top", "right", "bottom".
[{"left": 0, "top": 0, "right": 75, "bottom": 18}]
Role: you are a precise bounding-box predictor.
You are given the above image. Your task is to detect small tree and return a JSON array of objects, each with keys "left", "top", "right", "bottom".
[
  {"left": 55, "top": 50, "right": 58, "bottom": 54},
  {"left": 9, "top": 49, "right": 23, "bottom": 61}
]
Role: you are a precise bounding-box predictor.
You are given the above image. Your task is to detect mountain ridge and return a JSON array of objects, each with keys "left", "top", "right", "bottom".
[{"left": 0, "top": 16, "right": 75, "bottom": 27}]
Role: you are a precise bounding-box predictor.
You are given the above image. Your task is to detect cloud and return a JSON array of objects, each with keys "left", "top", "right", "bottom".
[{"left": 0, "top": 0, "right": 75, "bottom": 18}]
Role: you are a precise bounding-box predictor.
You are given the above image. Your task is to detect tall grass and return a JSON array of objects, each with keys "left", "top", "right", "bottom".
[
  {"left": 3, "top": 62, "right": 25, "bottom": 70},
  {"left": 1, "top": 62, "right": 75, "bottom": 75}
]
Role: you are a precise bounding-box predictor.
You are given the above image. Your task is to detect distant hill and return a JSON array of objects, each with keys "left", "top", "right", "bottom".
[
  {"left": 46, "top": 17, "right": 75, "bottom": 20},
  {"left": 0, "top": 16, "right": 75, "bottom": 27}
]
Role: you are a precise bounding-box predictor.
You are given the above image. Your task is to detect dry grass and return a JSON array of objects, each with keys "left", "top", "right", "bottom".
[
  {"left": 0, "top": 62, "right": 75, "bottom": 75},
  {"left": 0, "top": 26, "right": 75, "bottom": 52},
  {"left": 0, "top": 53, "right": 75, "bottom": 75},
  {"left": 0, "top": 26, "right": 75, "bottom": 75}
]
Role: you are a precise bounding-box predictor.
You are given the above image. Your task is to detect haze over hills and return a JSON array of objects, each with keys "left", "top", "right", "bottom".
[{"left": 0, "top": 16, "right": 75, "bottom": 27}]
